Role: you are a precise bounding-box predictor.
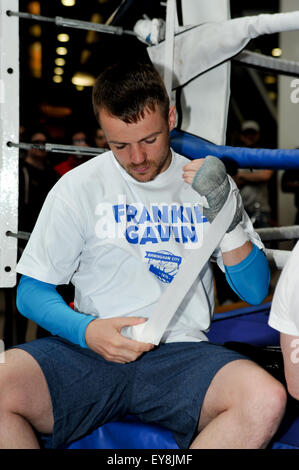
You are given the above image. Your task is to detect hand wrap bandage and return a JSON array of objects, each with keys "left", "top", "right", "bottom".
[
  {"left": 125, "top": 173, "right": 238, "bottom": 345},
  {"left": 133, "top": 18, "right": 166, "bottom": 45},
  {"left": 191, "top": 155, "right": 249, "bottom": 252}
]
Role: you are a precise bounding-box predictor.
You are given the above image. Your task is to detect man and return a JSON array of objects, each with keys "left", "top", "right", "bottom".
[
  {"left": 54, "top": 128, "right": 90, "bottom": 177},
  {"left": 269, "top": 241, "right": 299, "bottom": 400},
  {"left": 0, "top": 62, "right": 286, "bottom": 449},
  {"left": 19, "top": 127, "right": 57, "bottom": 234},
  {"left": 281, "top": 154, "right": 299, "bottom": 226},
  {"left": 234, "top": 121, "right": 274, "bottom": 228}
]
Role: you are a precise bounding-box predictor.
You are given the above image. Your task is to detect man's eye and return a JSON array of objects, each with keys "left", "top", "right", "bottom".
[
  {"left": 114, "top": 144, "right": 126, "bottom": 150},
  {"left": 145, "top": 138, "right": 157, "bottom": 144}
]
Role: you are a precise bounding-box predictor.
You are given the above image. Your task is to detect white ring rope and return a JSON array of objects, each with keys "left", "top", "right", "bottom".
[
  {"left": 7, "top": 141, "right": 105, "bottom": 157},
  {"left": 256, "top": 225, "right": 299, "bottom": 241},
  {"left": 265, "top": 249, "right": 290, "bottom": 270},
  {"left": 234, "top": 49, "right": 299, "bottom": 77},
  {"left": 7, "top": 10, "right": 136, "bottom": 37}
]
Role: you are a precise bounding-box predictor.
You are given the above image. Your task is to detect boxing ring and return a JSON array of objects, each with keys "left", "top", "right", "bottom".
[{"left": 2, "top": 0, "right": 299, "bottom": 449}]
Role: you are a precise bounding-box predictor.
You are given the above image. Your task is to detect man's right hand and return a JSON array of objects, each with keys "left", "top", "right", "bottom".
[
  {"left": 183, "top": 156, "right": 243, "bottom": 233},
  {"left": 84, "top": 316, "right": 155, "bottom": 363}
]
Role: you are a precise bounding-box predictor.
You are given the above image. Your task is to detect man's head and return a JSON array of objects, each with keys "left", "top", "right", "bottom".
[
  {"left": 68, "top": 129, "right": 89, "bottom": 160},
  {"left": 92, "top": 62, "right": 176, "bottom": 182},
  {"left": 240, "top": 120, "right": 260, "bottom": 148},
  {"left": 71, "top": 130, "right": 88, "bottom": 147},
  {"left": 25, "top": 126, "right": 49, "bottom": 163}
]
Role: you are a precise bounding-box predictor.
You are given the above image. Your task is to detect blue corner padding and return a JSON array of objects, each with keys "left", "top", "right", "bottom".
[{"left": 170, "top": 128, "right": 299, "bottom": 170}]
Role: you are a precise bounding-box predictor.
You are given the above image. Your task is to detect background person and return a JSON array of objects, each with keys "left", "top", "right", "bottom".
[
  {"left": 233, "top": 120, "right": 274, "bottom": 229},
  {"left": 19, "top": 126, "right": 58, "bottom": 239},
  {"left": 281, "top": 151, "right": 299, "bottom": 226},
  {"left": 3, "top": 126, "right": 58, "bottom": 348},
  {"left": 54, "top": 128, "right": 90, "bottom": 177}
]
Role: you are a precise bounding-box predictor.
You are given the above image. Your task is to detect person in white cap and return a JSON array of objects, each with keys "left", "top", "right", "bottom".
[{"left": 234, "top": 121, "right": 274, "bottom": 228}]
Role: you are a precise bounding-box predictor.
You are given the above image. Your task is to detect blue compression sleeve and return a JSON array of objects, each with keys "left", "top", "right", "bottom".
[
  {"left": 224, "top": 244, "right": 270, "bottom": 305},
  {"left": 16, "top": 275, "right": 95, "bottom": 348}
]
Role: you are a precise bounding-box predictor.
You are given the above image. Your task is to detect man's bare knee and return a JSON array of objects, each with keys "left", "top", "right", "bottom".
[
  {"left": 0, "top": 348, "right": 54, "bottom": 434},
  {"left": 245, "top": 377, "right": 287, "bottom": 441},
  {"left": 198, "top": 359, "right": 287, "bottom": 441}
]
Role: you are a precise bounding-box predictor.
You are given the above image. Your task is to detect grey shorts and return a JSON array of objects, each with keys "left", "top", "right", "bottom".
[{"left": 14, "top": 337, "right": 247, "bottom": 449}]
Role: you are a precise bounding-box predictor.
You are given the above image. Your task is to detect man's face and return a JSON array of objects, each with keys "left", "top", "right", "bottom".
[
  {"left": 98, "top": 104, "right": 176, "bottom": 182},
  {"left": 30, "top": 132, "right": 47, "bottom": 160},
  {"left": 72, "top": 131, "right": 88, "bottom": 147},
  {"left": 240, "top": 130, "right": 260, "bottom": 148}
]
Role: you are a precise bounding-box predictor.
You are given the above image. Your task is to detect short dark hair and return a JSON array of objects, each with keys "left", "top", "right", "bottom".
[
  {"left": 24, "top": 125, "right": 51, "bottom": 143},
  {"left": 92, "top": 61, "right": 170, "bottom": 124}
]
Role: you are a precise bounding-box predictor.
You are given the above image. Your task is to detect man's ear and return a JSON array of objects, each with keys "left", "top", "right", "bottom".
[{"left": 168, "top": 105, "right": 177, "bottom": 131}]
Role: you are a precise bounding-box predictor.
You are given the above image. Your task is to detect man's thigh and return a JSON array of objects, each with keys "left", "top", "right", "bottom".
[
  {"left": 1, "top": 348, "right": 54, "bottom": 434},
  {"left": 197, "top": 358, "right": 284, "bottom": 432},
  {"left": 130, "top": 341, "right": 247, "bottom": 449},
  {"left": 13, "top": 336, "right": 136, "bottom": 448}
]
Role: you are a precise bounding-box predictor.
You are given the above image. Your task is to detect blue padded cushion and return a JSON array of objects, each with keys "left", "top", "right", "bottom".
[
  {"left": 64, "top": 415, "right": 179, "bottom": 449},
  {"left": 206, "top": 303, "right": 280, "bottom": 347}
]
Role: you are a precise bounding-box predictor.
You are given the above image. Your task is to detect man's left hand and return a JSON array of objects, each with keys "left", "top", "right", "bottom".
[
  {"left": 182, "top": 155, "right": 242, "bottom": 234},
  {"left": 182, "top": 159, "right": 205, "bottom": 184}
]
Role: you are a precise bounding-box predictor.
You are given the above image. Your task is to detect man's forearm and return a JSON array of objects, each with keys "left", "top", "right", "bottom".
[
  {"left": 16, "top": 275, "right": 94, "bottom": 347},
  {"left": 237, "top": 170, "right": 273, "bottom": 184},
  {"left": 223, "top": 243, "right": 270, "bottom": 305},
  {"left": 222, "top": 240, "right": 252, "bottom": 266}
]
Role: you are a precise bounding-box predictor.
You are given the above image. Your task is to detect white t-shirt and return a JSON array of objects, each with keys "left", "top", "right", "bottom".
[
  {"left": 17, "top": 150, "right": 263, "bottom": 343},
  {"left": 269, "top": 241, "right": 299, "bottom": 336}
]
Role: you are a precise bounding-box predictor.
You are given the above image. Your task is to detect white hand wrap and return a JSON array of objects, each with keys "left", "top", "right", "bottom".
[
  {"left": 191, "top": 155, "right": 243, "bottom": 233},
  {"left": 219, "top": 223, "right": 249, "bottom": 253}
]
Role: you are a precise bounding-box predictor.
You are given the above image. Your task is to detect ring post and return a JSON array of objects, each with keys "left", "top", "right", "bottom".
[{"left": 0, "top": 0, "right": 19, "bottom": 287}]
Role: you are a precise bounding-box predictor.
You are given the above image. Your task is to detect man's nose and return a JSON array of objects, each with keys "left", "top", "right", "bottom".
[{"left": 130, "top": 144, "right": 146, "bottom": 165}]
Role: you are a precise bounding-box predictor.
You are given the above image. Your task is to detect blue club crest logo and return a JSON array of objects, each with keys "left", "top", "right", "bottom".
[{"left": 145, "top": 250, "right": 182, "bottom": 283}]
